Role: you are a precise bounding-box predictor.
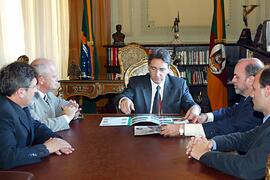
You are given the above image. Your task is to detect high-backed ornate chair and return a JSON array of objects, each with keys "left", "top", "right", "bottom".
[
  {"left": 124, "top": 60, "right": 180, "bottom": 87},
  {"left": 118, "top": 43, "right": 147, "bottom": 79},
  {"left": 266, "top": 154, "right": 270, "bottom": 180}
]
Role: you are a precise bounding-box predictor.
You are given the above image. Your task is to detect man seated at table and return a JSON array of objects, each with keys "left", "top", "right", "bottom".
[
  {"left": 29, "top": 58, "right": 81, "bottom": 132},
  {"left": 160, "top": 58, "right": 264, "bottom": 138},
  {"left": 115, "top": 48, "right": 201, "bottom": 119},
  {"left": 186, "top": 66, "right": 270, "bottom": 179},
  {"left": 0, "top": 62, "right": 74, "bottom": 169}
]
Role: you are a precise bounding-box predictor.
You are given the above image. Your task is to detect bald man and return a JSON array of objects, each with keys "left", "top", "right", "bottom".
[
  {"left": 29, "top": 58, "right": 80, "bottom": 132},
  {"left": 161, "top": 58, "right": 264, "bottom": 138},
  {"left": 186, "top": 66, "right": 270, "bottom": 179}
]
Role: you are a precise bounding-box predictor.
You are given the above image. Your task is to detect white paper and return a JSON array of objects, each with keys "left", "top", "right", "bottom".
[
  {"left": 184, "top": 124, "right": 206, "bottom": 137},
  {"left": 99, "top": 117, "right": 129, "bottom": 126}
]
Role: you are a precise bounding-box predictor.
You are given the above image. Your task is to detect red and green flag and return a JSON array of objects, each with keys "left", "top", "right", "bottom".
[
  {"left": 80, "top": 0, "right": 99, "bottom": 80},
  {"left": 207, "top": 0, "right": 228, "bottom": 111}
]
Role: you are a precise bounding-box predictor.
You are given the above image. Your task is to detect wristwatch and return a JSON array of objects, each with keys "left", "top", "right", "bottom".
[{"left": 179, "top": 125, "right": 184, "bottom": 136}]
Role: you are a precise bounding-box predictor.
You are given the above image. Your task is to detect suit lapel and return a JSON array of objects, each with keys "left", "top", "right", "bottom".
[
  {"left": 162, "top": 76, "right": 172, "bottom": 112},
  {"left": 250, "top": 118, "right": 270, "bottom": 147},
  {"left": 16, "top": 106, "right": 31, "bottom": 133},
  {"left": 142, "top": 75, "right": 152, "bottom": 113}
]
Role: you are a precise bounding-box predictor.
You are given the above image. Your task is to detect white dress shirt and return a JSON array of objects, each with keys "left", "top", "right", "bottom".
[{"left": 149, "top": 79, "right": 165, "bottom": 113}]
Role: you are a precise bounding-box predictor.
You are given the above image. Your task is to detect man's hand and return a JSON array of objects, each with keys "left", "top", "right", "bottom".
[
  {"left": 184, "top": 105, "right": 201, "bottom": 121},
  {"left": 189, "top": 113, "right": 208, "bottom": 124},
  {"left": 186, "top": 137, "right": 212, "bottom": 160},
  {"left": 160, "top": 124, "right": 182, "bottom": 137},
  {"left": 67, "top": 99, "right": 79, "bottom": 109},
  {"left": 44, "top": 137, "right": 75, "bottom": 155},
  {"left": 66, "top": 100, "right": 81, "bottom": 120},
  {"left": 119, "top": 98, "right": 135, "bottom": 114},
  {"left": 186, "top": 137, "right": 202, "bottom": 158},
  {"left": 62, "top": 104, "right": 78, "bottom": 120}
]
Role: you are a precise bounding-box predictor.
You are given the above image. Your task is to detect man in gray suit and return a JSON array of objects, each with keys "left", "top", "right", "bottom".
[
  {"left": 186, "top": 66, "right": 270, "bottom": 179},
  {"left": 115, "top": 48, "right": 200, "bottom": 119},
  {"left": 29, "top": 58, "right": 80, "bottom": 132}
]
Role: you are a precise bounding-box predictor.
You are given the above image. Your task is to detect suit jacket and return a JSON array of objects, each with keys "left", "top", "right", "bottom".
[
  {"left": 29, "top": 91, "right": 69, "bottom": 132},
  {"left": 202, "top": 96, "right": 263, "bottom": 138},
  {"left": 0, "top": 95, "right": 59, "bottom": 169},
  {"left": 115, "top": 74, "right": 197, "bottom": 114},
  {"left": 200, "top": 118, "right": 270, "bottom": 179}
]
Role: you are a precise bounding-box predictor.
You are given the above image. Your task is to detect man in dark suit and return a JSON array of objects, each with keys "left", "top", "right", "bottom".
[
  {"left": 0, "top": 62, "right": 74, "bottom": 169},
  {"left": 186, "top": 66, "right": 270, "bottom": 179},
  {"left": 160, "top": 58, "right": 264, "bottom": 138},
  {"left": 115, "top": 48, "right": 201, "bottom": 119}
]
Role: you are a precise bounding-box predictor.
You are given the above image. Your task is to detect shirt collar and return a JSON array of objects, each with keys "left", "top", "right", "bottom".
[
  {"left": 37, "top": 90, "right": 46, "bottom": 99},
  {"left": 263, "top": 114, "right": 270, "bottom": 123},
  {"left": 150, "top": 78, "right": 165, "bottom": 90}
]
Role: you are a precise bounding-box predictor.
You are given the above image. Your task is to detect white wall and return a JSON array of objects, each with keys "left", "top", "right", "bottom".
[{"left": 111, "top": 0, "right": 269, "bottom": 44}]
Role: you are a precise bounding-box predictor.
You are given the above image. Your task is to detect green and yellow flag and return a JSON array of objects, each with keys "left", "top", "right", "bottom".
[
  {"left": 207, "top": 0, "right": 228, "bottom": 111},
  {"left": 80, "top": 0, "right": 98, "bottom": 113},
  {"left": 80, "top": 0, "right": 99, "bottom": 80}
]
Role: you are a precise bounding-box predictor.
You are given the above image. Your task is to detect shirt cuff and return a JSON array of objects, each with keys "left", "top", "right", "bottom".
[
  {"left": 205, "top": 113, "right": 214, "bottom": 123},
  {"left": 211, "top": 139, "right": 217, "bottom": 150},
  {"left": 184, "top": 124, "right": 206, "bottom": 137},
  {"left": 63, "top": 115, "right": 72, "bottom": 123}
]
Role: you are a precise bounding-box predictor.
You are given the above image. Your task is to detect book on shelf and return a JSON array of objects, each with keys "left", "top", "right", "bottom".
[
  {"left": 175, "top": 50, "right": 209, "bottom": 65},
  {"left": 99, "top": 114, "right": 188, "bottom": 127},
  {"left": 106, "top": 47, "right": 120, "bottom": 80}
]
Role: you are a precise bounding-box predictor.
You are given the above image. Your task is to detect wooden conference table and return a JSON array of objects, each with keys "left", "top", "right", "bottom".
[{"left": 14, "top": 114, "right": 236, "bottom": 180}]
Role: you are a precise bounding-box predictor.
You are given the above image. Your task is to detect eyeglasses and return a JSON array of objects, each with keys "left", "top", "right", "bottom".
[
  {"left": 23, "top": 84, "right": 37, "bottom": 90},
  {"left": 149, "top": 66, "right": 168, "bottom": 73}
]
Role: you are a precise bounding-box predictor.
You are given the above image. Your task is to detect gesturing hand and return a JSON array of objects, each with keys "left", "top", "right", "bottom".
[
  {"left": 119, "top": 98, "right": 135, "bottom": 114},
  {"left": 190, "top": 113, "right": 208, "bottom": 124}
]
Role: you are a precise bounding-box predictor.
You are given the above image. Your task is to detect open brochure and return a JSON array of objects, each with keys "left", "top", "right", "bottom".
[
  {"left": 129, "top": 114, "right": 174, "bottom": 126},
  {"left": 99, "top": 114, "right": 188, "bottom": 126},
  {"left": 134, "top": 123, "right": 205, "bottom": 136},
  {"left": 134, "top": 126, "right": 161, "bottom": 136}
]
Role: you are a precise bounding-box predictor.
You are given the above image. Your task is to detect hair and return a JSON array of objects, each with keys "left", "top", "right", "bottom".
[
  {"left": 17, "top": 55, "right": 29, "bottom": 64},
  {"left": 31, "top": 58, "right": 52, "bottom": 76},
  {"left": 0, "top": 61, "right": 37, "bottom": 96},
  {"left": 259, "top": 66, "right": 270, "bottom": 88},
  {"left": 239, "top": 58, "right": 264, "bottom": 77},
  {"left": 148, "top": 48, "right": 171, "bottom": 65}
]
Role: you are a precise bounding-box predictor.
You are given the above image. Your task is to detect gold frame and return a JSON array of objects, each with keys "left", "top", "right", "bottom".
[{"left": 118, "top": 43, "right": 148, "bottom": 78}]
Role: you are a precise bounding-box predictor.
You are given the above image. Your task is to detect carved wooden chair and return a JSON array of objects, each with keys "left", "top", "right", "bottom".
[
  {"left": 118, "top": 43, "right": 147, "bottom": 79},
  {"left": 124, "top": 59, "right": 180, "bottom": 87},
  {"left": 266, "top": 154, "right": 270, "bottom": 180}
]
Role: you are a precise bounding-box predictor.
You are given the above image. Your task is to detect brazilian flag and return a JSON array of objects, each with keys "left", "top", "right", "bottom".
[{"left": 80, "top": 0, "right": 99, "bottom": 113}]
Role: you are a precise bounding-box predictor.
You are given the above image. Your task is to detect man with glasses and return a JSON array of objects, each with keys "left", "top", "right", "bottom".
[
  {"left": 0, "top": 62, "right": 74, "bottom": 169},
  {"left": 115, "top": 48, "right": 200, "bottom": 119}
]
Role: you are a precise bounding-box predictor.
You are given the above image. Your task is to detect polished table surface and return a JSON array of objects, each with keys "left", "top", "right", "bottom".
[{"left": 14, "top": 114, "right": 236, "bottom": 180}]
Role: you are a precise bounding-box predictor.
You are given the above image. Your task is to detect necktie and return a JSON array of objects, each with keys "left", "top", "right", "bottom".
[
  {"left": 43, "top": 94, "right": 49, "bottom": 105},
  {"left": 152, "top": 85, "right": 161, "bottom": 114}
]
